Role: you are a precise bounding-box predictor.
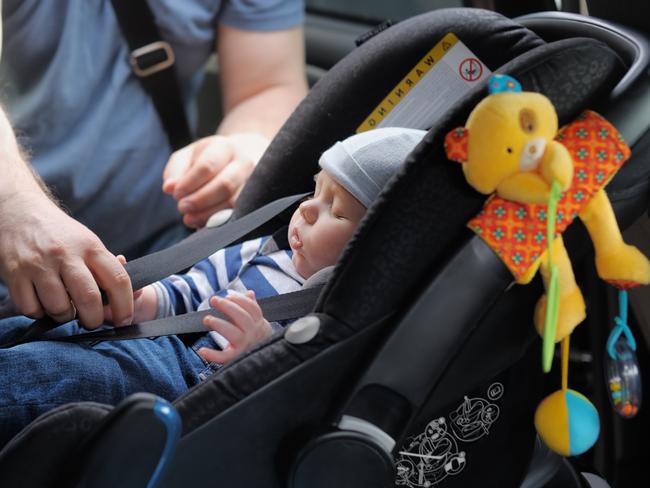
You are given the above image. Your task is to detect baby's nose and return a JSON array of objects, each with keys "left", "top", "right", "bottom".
[{"left": 300, "top": 201, "right": 318, "bottom": 224}]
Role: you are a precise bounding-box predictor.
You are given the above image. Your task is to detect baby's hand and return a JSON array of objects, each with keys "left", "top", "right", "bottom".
[{"left": 198, "top": 290, "right": 272, "bottom": 364}]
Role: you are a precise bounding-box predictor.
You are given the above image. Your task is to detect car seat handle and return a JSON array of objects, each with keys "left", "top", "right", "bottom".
[{"left": 339, "top": 236, "right": 512, "bottom": 442}]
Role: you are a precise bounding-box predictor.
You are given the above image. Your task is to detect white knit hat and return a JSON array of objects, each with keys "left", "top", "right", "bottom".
[{"left": 318, "top": 127, "right": 426, "bottom": 208}]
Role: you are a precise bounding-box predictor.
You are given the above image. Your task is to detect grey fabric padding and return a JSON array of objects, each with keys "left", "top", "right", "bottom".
[
  {"left": 303, "top": 265, "right": 334, "bottom": 288},
  {"left": 319, "top": 128, "right": 427, "bottom": 207}
]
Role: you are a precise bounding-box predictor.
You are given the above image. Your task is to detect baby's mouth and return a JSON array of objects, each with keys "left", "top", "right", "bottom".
[{"left": 290, "top": 227, "right": 303, "bottom": 250}]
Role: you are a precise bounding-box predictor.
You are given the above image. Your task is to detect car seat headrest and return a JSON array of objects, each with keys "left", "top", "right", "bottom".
[{"left": 235, "top": 8, "right": 545, "bottom": 219}]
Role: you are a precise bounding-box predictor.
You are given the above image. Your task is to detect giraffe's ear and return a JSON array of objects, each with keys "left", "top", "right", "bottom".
[{"left": 444, "top": 127, "right": 469, "bottom": 163}]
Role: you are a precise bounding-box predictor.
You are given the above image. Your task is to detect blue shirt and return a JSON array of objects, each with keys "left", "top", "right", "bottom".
[{"left": 0, "top": 0, "right": 304, "bottom": 256}]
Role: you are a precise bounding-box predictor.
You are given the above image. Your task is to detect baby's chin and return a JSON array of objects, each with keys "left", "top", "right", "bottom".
[{"left": 292, "top": 252, "right": 313, "bottom": 280}]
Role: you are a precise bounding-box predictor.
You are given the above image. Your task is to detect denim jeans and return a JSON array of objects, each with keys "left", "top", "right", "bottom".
[{"left": 0, "top": 316, "right": 217, "bottom": 448}]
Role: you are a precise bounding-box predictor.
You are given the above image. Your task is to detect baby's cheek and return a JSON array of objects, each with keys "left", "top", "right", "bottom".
[{"left": 322, "top": 242, "right": 346, "bottom": 267}]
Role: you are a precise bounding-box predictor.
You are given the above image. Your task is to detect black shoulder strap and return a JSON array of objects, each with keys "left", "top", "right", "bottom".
[
  {"left": 110, "top": 0, "right": 193, "bottom": 150},
  {"left": 124, "top": 192, "right": 308, "bottom": 291}
]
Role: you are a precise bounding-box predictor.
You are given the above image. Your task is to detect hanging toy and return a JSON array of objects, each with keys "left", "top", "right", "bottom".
[
  {"left": 444, "top": 73, "right": 650, "bottom": 457},
  {"left": 534, "top": 182, "right": 599, "bottom": 456},
  {"left": 535, "top": 336, "right": 600, "bottom": 456},
  {"left": 605, "top": 290, "right": 642, "bottom": 418}
]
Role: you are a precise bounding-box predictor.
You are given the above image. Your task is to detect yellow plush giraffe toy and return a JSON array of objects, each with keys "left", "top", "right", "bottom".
[{"left": 444, "top": 74, "right": 650, "bottom": 457}]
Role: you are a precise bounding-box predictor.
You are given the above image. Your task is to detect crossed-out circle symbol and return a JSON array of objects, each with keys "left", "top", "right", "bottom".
[{"left": 459, "top": 58, "right": 482, "bottom": 82}]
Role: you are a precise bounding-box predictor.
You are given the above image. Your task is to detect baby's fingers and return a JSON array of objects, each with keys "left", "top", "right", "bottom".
[
  {"left": 208, "top": 295, "right": 252, "bottom": 330},
  {"left": 198, "top": 346, "right": 236, "bottom": 364},
  {"left": 203, "top": 314, "right": 244, "bottom": 346},
  {"left": 224, "top": 290, "right": 263, "bottom": 322}
]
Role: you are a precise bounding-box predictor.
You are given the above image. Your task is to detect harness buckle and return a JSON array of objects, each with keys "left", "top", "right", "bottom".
[{"left": 129, "top": 41, "right": 175, "bottom": 77}]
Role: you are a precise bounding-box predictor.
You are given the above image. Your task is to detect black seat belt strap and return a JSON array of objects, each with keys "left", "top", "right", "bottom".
[
  {"left": 110, "top": 0, "right": 193, "bottom": 150},
  {"left": 124, "top": 192, "right": 308, "bottom": 291},
  {"left": 0, "top": 193, "right": 309, "bottom": 348},
  {"left": 58, "top": 285, "right": 323, "bottom": 344}
]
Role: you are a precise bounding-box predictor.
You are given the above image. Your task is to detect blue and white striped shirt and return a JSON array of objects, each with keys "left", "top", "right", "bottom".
[
  {"left": 152, "top": 235, "right": 305, "bottom": 319},
  {"left": 151, "top": 234, "right": 306, "bottom": 349}
]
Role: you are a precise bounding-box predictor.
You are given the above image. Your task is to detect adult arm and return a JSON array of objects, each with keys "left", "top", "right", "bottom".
[
  {"left": 163, "top": 24, "right": 308, "bottom": 228},
  {"left": 0, "top": 107, "right": 134, "bottom": 327}
]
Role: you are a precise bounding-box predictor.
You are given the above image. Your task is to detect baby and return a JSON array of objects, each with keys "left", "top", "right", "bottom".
[{"left": 120, "top": 127, "right": 427, "bottom": 363}]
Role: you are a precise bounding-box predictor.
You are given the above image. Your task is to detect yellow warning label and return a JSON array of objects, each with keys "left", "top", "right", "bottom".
[{"left": 356, "top": 32, "right": 459, "bottom": 133}]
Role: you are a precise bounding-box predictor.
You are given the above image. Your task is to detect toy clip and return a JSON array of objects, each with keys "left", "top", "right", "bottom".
[{"left": 605, "top": 290, "right": 642, "bottom": 418}]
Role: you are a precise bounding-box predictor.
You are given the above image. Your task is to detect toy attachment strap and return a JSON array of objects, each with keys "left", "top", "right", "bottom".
[
  {"left": 606, "top": 290, "right": 637, "bottom": 358},
  {"left": 543, "top": 180, "right": 563, "bottom": 372},
  {"left": 561, "top": 335, "right": 570, "bottom": 391}
]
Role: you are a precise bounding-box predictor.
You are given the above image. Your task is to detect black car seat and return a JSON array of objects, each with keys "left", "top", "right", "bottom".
[{"left": 1, "top": 8, "right": 649, "bottom": 488}]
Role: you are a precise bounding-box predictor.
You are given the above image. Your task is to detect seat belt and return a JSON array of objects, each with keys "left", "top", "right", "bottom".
[
  {"left": 58, "top": 285, "right": 323, "bottom": 344},
  {"left": 110, "top": 0, "right": 193, "bottom": 150},
  {"left": 0, "top": 193, "right": 309, "bottom": 348}
]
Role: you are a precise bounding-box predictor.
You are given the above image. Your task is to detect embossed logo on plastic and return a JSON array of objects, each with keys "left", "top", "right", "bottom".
[{"left": 395, "top": 382, "right": 504, "bottom": 487}]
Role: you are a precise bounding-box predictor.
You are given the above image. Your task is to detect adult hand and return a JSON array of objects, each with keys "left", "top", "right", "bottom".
[
  {"left": 162, "top": 132, "right": 269, "bottom": 229},
  {"left": 103, "top": 258, "right": 158, "bottom": 325},
  {"left": 0, "top": 192, "right": 134, "bottom": 328},
  {"left": 197, "top": 290, "right": 272, "bottom": 364}
]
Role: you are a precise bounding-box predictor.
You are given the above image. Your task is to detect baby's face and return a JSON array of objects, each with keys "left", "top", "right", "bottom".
[{"left": 288, "top": 171, "right": 366, "bottom": 278}]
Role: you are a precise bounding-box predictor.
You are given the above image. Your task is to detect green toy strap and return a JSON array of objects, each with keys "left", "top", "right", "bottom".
[{"left": 543, "top": 180, "right": 563, "bottom": 372}]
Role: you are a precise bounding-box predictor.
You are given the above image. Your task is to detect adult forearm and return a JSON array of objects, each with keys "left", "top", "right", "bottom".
[
  {"left": 216, "top": 81, "right": 307, "bottom": 140},
  {"left": 216, "top": 24, "right": 308, "bottom": 140},
  {"left": 0, "top": 107, "right": 52, "bottom": 204}
]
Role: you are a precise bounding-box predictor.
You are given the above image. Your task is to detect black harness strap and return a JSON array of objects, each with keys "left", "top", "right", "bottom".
[
  {"left": 0, "top": 193, "right": 309, "bottom": 348},
  {"left": 110, "top": 0, "right": 193, "bottom": 150},
  {"left": 59, "top": 286, "right": 323, "bottom": 344}
]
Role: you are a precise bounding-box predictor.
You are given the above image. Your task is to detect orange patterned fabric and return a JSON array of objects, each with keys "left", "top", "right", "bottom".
[
  {"left": 444, "top": 126, "right": 469, "bottom": 163},
  {"left": 468, "top": 111, "right": 630, "bottom": 282}
]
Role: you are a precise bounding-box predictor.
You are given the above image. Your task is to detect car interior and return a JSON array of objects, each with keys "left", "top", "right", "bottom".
[{"left": 1, "top": 1, "right": 650, "bottom": 487}]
